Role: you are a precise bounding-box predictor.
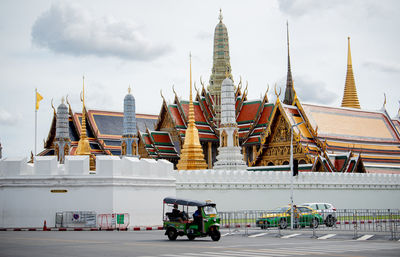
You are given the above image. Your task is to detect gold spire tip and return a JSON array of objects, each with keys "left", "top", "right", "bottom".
[
  {"left": 219, "top": 8, "right": 223, "bottom": 21},
  {"left": 128, "top": 85, "right": 131, "bottom": 94}
]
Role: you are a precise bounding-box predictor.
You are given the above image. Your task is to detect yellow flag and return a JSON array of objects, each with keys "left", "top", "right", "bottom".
[{"left": 36, "top": 91, "right": 43, "bottom": 110}]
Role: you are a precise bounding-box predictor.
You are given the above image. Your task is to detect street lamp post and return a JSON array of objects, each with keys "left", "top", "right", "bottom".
[{"left": 290, "top": 121, "right": 303, "bottom": 230}]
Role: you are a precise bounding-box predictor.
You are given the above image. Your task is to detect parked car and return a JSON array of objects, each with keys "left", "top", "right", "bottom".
[
  {"left": 301, "top": 202, "right": 337, "bottom": 227},
  {"left": 256, "top": 205, "right": 323, "bottom": 229}
]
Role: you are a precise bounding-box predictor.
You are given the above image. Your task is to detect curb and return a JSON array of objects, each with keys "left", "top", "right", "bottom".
[{"left": 0, "top": 226, "right": 164, "bottom": 232}]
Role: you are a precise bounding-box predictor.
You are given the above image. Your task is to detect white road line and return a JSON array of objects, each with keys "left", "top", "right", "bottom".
[
  {"left": 160, "top": 255, "right": 197, "bottom": 257},
  {"left": 245, "top": 249, "right": 308, "bottom": 256},
  {"left": 357, "top": 234, "right": 374, "bottom": 241},
  {"left": 224, "top": 250, "right": 288, "bottom": 256},
  {"left": 201, "top": 251, "right": 258, "bottom": 257},
  {"left": 181, "top": 253, "right": 225, "bottom": 257},
  {"left": 201, "top": 251, "right": 252, "bottom": 256},
  {"left": 317, "top": 234, "right": 336, "bottom": 240},
  {"left": 281, "top": 233, "right": 301, "bottom": 239},
  {"left": 248, "top": 232, "right": 268, "bottom": 238},
  {"left": 221, "top": 233, "right": 231, "bottom": 237}
]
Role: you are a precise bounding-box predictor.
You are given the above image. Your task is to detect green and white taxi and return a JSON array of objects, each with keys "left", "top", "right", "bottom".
[{"left": 256, "top": 205, "right": 324, "bottom": 229}]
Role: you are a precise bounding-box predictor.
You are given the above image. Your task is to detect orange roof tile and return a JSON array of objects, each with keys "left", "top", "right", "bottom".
[
  {"left": 303, "top": 104, "right": 400, "bottom": 143},
  {"left": 237, "top": 101, "right": 262, "bottom": 124}
]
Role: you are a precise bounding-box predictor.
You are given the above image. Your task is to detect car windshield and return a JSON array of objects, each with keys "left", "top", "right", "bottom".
[
  {"left": 274, "top": 207, "right": 290, "bottom": 213},
  {"left": 203, "top": 206, "right": 217, "bottom": 215}
]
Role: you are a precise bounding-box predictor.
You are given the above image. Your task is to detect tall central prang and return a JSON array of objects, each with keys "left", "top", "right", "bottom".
[{"left": 208, "top": 9, "right": 233, "bottom": 126}]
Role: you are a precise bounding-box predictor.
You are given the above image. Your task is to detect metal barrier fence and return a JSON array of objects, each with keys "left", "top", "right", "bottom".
[
  {"left": 97, "top": 213, "right": 130, "bottom": 230},
  {"left": 55, "top": 211, "right": 97, "bottom": 228},
  {"left": 219, "top": 209, "right": 400, "bottom": 240}
]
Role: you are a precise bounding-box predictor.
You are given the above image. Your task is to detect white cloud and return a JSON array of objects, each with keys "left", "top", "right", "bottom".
[
  {"left": 278, "top": 76, "right": 337, "bottom": 105},
  {"left": 196, "top": 31, "right": 213, "bottom": 41},
  {"left": 277, "top": 0, "right": 338, "bottom": 17},
  {"left": 0, "top": 108, "right": 21, "bottom": 126},
  {"left": 363, "top": 60, "right": 400, "bottom": 74},
  {"left": 31, "top": 2, "right": 172, "bottom": 61}
]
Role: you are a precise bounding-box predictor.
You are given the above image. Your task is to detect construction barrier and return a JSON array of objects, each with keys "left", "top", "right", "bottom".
[{"left": 97, "top": 213, "right": 130, "bottom": 230}]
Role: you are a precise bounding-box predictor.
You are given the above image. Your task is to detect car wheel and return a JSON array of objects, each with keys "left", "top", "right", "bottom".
[
  {"left": 325, "top": 215, "right": 335, "bottom": 227},
  {"left": 310, "top": 218, "right": 319, "bottom": 229},
  {"left": 210, "top": 230, "right": 221, "bottom": 241},
  {"left": 187, "top": 234, "right": 195, "bottom": 241},
  {"left": 279, "top": 219, "right": 287, "bottom": 229},
  {"left": 167, "top": 229, "right": 178, "bottom": 241}
]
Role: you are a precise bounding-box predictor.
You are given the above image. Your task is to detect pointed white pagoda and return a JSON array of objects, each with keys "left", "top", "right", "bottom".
[{"left": 214, "top": 77, "right": 247, "bottom": 170}]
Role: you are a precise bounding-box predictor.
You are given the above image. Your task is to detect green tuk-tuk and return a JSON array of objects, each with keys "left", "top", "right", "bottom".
[{"left": 163, "top": 197, "right": 221, "bottom": 241}]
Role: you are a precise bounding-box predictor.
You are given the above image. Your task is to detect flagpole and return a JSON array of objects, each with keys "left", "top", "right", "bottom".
[{"left": 35, "top": 88, "right": 37, "bottom": 156}]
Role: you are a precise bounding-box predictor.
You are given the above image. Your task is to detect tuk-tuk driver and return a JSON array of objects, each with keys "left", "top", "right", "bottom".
[{"left": 193, "top": 207, "right": 202, "bottom": 230}]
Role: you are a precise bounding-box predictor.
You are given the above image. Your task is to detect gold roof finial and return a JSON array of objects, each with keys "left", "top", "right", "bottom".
[
  {"left": 61, "top": 96, "right": 65, "bottom": 104},
  {"left": 347, "top": 37, "right": 352, "bottom": 66},
  {"left": 189, "top": 52, "right": 193, "bottom": 103},
  {"left": 397, "top": 100, "right": 400, "bottom": 119},
  {"left": 82, "top": 76, "right": 85, "bottom": 106},
  {"left": 76, "top": 75, "right": 91, "bottom": 156},
  {"left": 341, "top": 37, "right": 361, "bottom": 109},
  {"left": 383, "top": 93, "right": 386, "bottom": 107},
  {"left": 219, "top": 8, "right": 223, "bottom": 22},
  {"left": 128, "top": 85, "right": 131, "bottom": 94},
  {"left": 176, "top": 53, "right": 207, "bottom": 170},
  {"left": 51, "top": 98, "right": 56, "bottom": 115}
]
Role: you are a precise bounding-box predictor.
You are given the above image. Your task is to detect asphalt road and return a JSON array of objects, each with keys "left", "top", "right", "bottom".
[{"left": 0, "top": 230, "right": 399, "bottom": 257}]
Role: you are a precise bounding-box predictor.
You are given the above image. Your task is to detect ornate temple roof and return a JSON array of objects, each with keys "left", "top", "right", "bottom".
[
  {"left": 280, "top": 100, "right": 400, "bottom": 170},
  {"left": 41, "top": 108, "right": 158, "bottom": 157}
]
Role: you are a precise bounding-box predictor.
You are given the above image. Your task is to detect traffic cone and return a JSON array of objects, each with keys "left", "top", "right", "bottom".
[{"left": 43, "top": 220, "right": 47, "bottom": 231}]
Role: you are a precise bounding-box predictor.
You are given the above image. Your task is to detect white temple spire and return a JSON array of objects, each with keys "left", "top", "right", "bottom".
[{"left": 214, "top": 77, "right": 247, "bottom": 170}]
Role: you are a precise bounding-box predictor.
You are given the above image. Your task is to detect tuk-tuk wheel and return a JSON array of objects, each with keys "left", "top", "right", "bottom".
[
  {"left": 187, "top": 235, "right": 195, "bottom": 241},
  {"left": 210, "top": 230, "right": 221, "bottom": 241},
  {"left": 167, "top": 229, "right": 178, "bottom": 241}
]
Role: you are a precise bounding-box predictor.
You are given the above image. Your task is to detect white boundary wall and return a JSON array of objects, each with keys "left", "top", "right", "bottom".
[
  {"left": 0, "top": 156, "right": 175, "bottom": 228},
  {"left": 1, "top": 157, "right": 400, "bottom": 227},
  {"left": 175, "top": 170, "right": 400, "bottom": 211}
]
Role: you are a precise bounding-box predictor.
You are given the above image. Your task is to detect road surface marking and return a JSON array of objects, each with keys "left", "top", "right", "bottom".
[
  {"left": 281, "top": 233, "right": 301, "bottom": 239},
  {"left": 317, "top": 234, "right": 336, "bottom": 240},
  {"left": 224, "top": 250, "right": 288, "bottom": 256},
  {"left": 204, "top": 251, "right": 288, "bottom": 257},
  {"left": 244, "top": 249, "right": 308, "bottom": 255},
  {"left": 357, "top": 234, "right": 374, "bottom": 240},
  {"left": 248, "top": 232, "right": 268, "bottom": 238}
]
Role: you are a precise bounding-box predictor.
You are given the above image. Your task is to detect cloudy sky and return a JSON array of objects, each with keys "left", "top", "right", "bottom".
[{"left": 1, "top": 0, "right": 399, "bottom": 158}]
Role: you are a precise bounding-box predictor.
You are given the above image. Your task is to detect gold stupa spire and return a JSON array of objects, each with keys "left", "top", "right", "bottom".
[
  {"left": 76, "top": 76, "right": 91, "bottom": 155},
  {"left": 176, "top": 53, "right": 208, "bottom": 170},
  {"left": 341, "top": 37, "right": 361, "bottom": 109}
]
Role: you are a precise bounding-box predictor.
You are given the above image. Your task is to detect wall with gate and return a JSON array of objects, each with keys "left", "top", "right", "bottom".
[
  {"left": 0, "top": 156, "right": 175, "bottom": 228},
  {"left": 175, "top": 169, "right": 400, "bottom": 211}
]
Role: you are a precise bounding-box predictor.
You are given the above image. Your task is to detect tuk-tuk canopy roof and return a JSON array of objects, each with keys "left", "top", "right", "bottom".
[{"left": 163, "top": 197, "right": 214, "bottom": 207}]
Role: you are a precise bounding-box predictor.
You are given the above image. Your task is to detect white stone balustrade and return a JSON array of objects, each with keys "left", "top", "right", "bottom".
[{"left": 174, "top": 169, "right": 400, "bottom": 189}]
